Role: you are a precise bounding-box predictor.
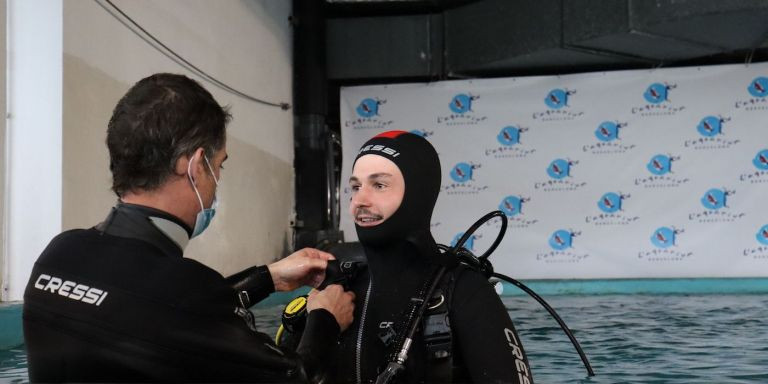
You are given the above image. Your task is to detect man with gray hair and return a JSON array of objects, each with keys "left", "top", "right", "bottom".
[{"left": 22, "top": 73, "right": 354, "bottom": 383}]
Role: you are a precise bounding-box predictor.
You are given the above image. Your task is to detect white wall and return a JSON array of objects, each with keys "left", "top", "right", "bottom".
[
  {"left": 2, "top": 0, "right": 295, "bottom": 300},
  {"left": 4, "top": 0, "right": 63, "bottom": 301},
  {"left": 62, "top": 0, "right": 295, "bottom": 274}
]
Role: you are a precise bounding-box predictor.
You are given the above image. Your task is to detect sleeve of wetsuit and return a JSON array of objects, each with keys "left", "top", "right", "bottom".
[
  {"left": 451, "top": 271, "right": 534, "bottom": 384},
  {"left": 225, "top": 265, "right": 275, "bottom": 306},
  {"left": 295, "top": 308, "right": 341, "bottom": 383}
]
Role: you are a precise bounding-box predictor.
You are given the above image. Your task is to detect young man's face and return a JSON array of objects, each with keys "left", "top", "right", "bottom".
[{"left": 349, "top": 154, "right": 405, "bottom": 227}]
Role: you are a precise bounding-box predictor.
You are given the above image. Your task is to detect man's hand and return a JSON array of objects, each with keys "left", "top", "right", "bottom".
[
  {"left": 267, "top": 248, "right": 334, "bottom": 292},
  {"left": 307, "top": 285, "right": 355, "bottom": 332}
]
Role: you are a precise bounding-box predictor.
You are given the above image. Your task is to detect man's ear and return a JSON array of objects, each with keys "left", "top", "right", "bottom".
[{"left": 175, "top": 147, "right": 205, "bottom": 177}]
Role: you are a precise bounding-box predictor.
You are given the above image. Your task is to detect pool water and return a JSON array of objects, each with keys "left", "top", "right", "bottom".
[{"left": 3, "top": 294, "right": 768, "bottom": 383}]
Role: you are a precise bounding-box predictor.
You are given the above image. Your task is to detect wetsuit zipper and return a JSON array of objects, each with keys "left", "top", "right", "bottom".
[{"left": 356, "top": 277, "right": 373, "bottom": 384}]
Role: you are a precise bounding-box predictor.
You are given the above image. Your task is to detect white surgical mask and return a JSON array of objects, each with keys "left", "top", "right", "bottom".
[{"left": 187, "top": 154, "right": 220, "bottom": 238}]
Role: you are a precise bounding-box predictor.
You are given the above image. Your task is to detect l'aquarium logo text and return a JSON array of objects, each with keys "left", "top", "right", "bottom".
[
  {"left": 586, "top": 192, "right": 640, "bottom": 225},
  {"left": 582, "top": 120, "right": 636, "bottom": 154},
  {"left": 345, "top": 98, "right": 394, "bottom": 129},
  {"left": 436, "top": 93, "right": 488, "bottom": 125},
  {"left": 532, "top": 88, "right": 585, "bottom": 121},
  {"left": 442, "top": 162, "right": 489, "bottom": 195},
  {"left": 638, "top": 226, "right": 693, "bottom": 261},
  {"left": 734, "top": 77, "right": 768, "bottom": 111},
  {"left": 743, "top": 224, "right": 768, "bottom": 259},
  {"left": 494, "top": 195, "right": 538, "bottom": 228},
  {"left": 688, "top": 188, "right": 745, "bottom": 223},
  {"left": 631, "top": 82, "right": 685, "bottom": 116},
  {"left": 634, "top": 154, "right": 690, "bottom": 188},
  {"left": 535, "top": 159, "right": 587, "bottom": 191},
  {"left": 739, "top": 149, "right": 768, "bottom": 184},
  {"left": 683, "top": 115, "right": 739, "bottom": 149},
  {"left": 485, "top": 125, "right": 536, "bottom": 159},
  {"left": 536, "top": 229, "right": 589, "bottom": 263}
]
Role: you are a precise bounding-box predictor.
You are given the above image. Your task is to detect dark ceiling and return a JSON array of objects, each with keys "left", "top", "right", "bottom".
[{"left": 324, "top": 0, "right": 768, "bottom": 81}]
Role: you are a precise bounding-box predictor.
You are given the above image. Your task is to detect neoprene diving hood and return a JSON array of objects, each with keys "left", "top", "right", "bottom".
[{"left": 353, "top": 131, "right": 453, "bottom": 265}]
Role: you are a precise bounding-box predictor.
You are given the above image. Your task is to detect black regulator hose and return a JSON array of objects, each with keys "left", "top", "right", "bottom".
[
  {"left": 453, "top": 210, "right": 595, "bottom": 377},
  {"left": 493, "top": 272, "right": 595, "bottom": 377},
  {"left": 377, "top": 210, "right": 595, "bottom": 383}
]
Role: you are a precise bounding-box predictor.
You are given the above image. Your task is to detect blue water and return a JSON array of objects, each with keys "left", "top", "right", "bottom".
[{"left": 3, "top": 293, "right": 768, "bottom": 383}]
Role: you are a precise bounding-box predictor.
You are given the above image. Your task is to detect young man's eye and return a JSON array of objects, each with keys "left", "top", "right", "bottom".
[
  {"left": 374, "top": 183, "right": 387, "bottom": 189},
  {"left": 350, "top": 184, "right": 361, "bottom": 191}
]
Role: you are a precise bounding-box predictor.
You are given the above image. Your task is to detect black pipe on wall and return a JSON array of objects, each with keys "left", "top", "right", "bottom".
[{"left": 292, "top": 0, "right": 343, "bottom": 249}]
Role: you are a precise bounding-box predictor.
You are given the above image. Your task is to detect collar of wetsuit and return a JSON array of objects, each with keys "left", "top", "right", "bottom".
[
  {"left": 354, "top": 131, "right": 454, "bottom": 266},
  {"left": 95, "top": 202, "right": 192, "bottom": 257}
]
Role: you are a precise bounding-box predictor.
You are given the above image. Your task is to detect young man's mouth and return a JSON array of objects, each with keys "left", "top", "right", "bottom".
[{"left": 355, "top": 214, "right": 384, "bottom": 227}]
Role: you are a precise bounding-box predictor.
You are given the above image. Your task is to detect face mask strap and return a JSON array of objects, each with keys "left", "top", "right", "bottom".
[
  {"left": 203, "top": 155, "right": 220, "bottom": 186},
  {"left": 187, "top": 153, "right": 206, "bottom": 211}
]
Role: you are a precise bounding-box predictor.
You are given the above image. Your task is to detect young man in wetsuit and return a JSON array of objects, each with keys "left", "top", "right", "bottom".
[
  {"left": 328, "top": 130, "right": 534, "bottom": 383},
  {"left": 22, "top": 73, "right": 355, "bottom": 383}
]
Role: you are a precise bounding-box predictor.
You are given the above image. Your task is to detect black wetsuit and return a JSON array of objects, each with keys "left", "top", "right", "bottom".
[
  {"left": 22, "top": 203, "right": 338, "bottom": 383},
  {"left": 326, "top": 131, "right": 533, "bottom": 383},
  {"left": 329, "top": 241, "right": 532, "bottom": 384}
]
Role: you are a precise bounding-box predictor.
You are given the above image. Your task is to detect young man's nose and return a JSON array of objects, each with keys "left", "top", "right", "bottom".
[{"left": 352, "top": 187, "right": 372, "bottom": 207}]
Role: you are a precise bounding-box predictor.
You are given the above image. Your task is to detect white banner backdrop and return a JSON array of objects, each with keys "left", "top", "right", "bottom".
[{"left": 339, "top": 63, "right": 768, "bottom": 279}]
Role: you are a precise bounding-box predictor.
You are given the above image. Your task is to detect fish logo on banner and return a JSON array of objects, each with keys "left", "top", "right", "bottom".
[
  {"left": 646, "top": 154, "right": 673, "bottom": 175},
  {"left": 437, "top": 93, "right": 487, "bottom": 125},
  {"left": 689, "top": 188, "right": 745, "bottom": 223},
  {"left": 496, "top": 195, "right": 538, "bottom": 228},
  {"left": 443, "top": 161, "right": 488, "bottom": 195},
  {"left": 598, "top": 192, "right": 623, "bottom": 213},
  {"left": 451, "top": 232, "right": 478, "bottom": 251},
  {"left": 740, "top": 149, "right": 768, "bottom": 184},
  {"left": 632, "top": 82, "right": 685, "bottom": 116},
  {"left": 587, "top": 192, "right": 639, "bottom": 225},
  {"left": 584, "top": 120, "right": 635, "bottom": 154},
  {"left": 485, "top": 125, "right": 535, "bottom": 158},
  {"left": 735, "top": 77, "right": 768, "bottom": 110},
  {"left": 409, "top": 129, "right": 433, "bottom": 138},
  {"left": 450, "top": 162, "right": 474, "bottom": 183},
  {"left": 643, "top": 83, "right": 671, "bottom": 104},
  {"left": 547, "top": 159, "right": 571, "bottom": 179},
  {"left": 549, "top": 229, "right": 573, "bottom": 250},
  {"left": 537, "top": 229, "right": 588, "bottom": 263},
  {"left": 535, "top": 158, "right": 586, "bottom": 191},
  {"left": 650, "top": 227, "right": 677, "bottom": 248},
  {"left": 345, "top": 97, "right": 394, "bottom": 129},
  {"left": 533, "top": 88, "right": 584, "bottom": 121},
  {"left": 758, "top": 225, "right": 768, "bottom": 245},
  {"left": 635, "top": 154, "right": 689, "bottom": 188},
  {"left": 639, "top": 226, "right": 692, "bottom": 261},
  {"left": 684, "top": 115, "right": 739, "bottom": 149},
  {"left": 742, "top": 224, "right": 768, "bottom": 259}
]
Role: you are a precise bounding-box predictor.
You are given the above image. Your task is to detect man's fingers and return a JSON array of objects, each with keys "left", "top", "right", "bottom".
[{"left": 302, "top": 248, "right": 335, "bottom": 261}]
